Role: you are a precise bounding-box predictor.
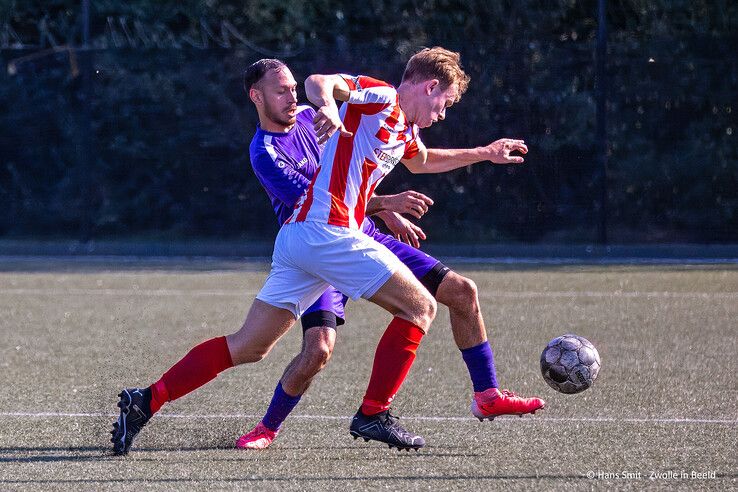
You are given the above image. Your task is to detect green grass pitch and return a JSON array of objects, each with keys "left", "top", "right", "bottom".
[{"left": 0, "top": 258, "right": 736, "bottom": 490}]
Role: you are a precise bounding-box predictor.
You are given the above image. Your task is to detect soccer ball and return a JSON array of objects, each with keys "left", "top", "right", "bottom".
[{"left": 540, "top": 334, "right": 601, "bottom": 394}]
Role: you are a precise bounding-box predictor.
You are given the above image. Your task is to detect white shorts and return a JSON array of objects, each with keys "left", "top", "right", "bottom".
[{"left": 256, "top": 221, "right": 404, "bottom": 318}]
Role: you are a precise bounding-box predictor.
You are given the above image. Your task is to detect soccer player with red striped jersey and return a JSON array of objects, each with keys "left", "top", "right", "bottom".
[
  {"left": 296, "top": 48, "right": 543, "bottom": 443},
  {"left": 235, "top": 59, "right": 543, "bottom": 450},
  {"left": 111, "top": 47, "right": 543, "bottom": 455}
]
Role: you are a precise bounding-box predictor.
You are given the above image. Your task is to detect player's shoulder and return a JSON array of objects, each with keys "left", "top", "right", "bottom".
[
  {"left": 249, "top": 128, "right": 269, "bottom": 154},
  {"left": 295, "top": 104, "right": 316, "bottom": 124},
  {"left": 249, "top": 129, "right": 265, "bottom": 156},
  {"left": 249, "top": 132, "right": 278, "bottom": 169},
  {"left": 341, "top": 74, "right": 395, "bottom": 91}
]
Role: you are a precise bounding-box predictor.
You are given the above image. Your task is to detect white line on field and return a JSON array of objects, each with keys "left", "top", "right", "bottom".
[
  {"left": 480, "top": 291, "right": 738, "bottom": 299},
  {"left": 444, "top": 257, "right": 738, "bottom": 265},
  {"left": 0, "top": 288, "right": 257, "bottom": 297},
  {"left": 0, "top": 288, "right": 737, "bottom": 299},
  {"left": 1, "top": 254, "right": 737, "bottom": 265},
  {"left": 0, "top": 412, "right": 735, "bottom": 425}
]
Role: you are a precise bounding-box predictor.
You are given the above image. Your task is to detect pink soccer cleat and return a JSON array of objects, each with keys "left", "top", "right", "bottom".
[
  {"left": 236, "top": 421, "right": 280, "bottom": 449},
  {"left": 471, "top": 388, "right": 545, "bottom": 421}
]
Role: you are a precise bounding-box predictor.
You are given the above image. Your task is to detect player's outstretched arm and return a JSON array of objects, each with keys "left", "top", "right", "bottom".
[
  {"left": 366, "top": 191, "right": 434, "bottom": 219},
  {"left": 305, "top": 74, "right": 352, "bottom": 144},
  {"left": 404, "top": 138, "right": 528, "bottom": 174}
]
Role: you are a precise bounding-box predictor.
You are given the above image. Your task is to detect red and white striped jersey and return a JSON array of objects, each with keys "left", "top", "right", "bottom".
[{"left": 287, "top": 75, "right": 423, "bottom": 229}]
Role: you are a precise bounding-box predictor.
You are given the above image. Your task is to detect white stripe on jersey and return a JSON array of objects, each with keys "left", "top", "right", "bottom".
[
  {"left": 296, "top": 105, "right": 312, "bottom": 115},
  {"left": 263, "top": 135, "right": 279, "bottom": 162},
  {"left": 347, "top": 85, "right": 396, "bottom": 105}
]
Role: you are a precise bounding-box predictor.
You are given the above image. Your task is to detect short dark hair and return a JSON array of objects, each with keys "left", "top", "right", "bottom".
[{"left": 243, "top": 59, "right": 287, "bottom": 93}]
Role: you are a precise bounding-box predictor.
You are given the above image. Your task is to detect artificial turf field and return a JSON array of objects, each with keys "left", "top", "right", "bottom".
[{"left": 0, "top": 257, "right": 736, "bottom": 490}]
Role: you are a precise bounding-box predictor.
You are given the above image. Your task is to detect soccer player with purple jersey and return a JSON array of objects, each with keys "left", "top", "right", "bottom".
[
  {"left": 111, "top": 48, "right": 543, "bottom": 455},
  {"left": 235, "top": 59, "right": 545, "bottom": 449}
]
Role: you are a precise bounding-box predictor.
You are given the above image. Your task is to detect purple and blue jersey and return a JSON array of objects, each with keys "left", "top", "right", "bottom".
[
  {"left": 250, "top": 106, "right": 321, "bottom": 226},
  {"left": 249, "top": 105, "right": 441, "bottom": 324}
]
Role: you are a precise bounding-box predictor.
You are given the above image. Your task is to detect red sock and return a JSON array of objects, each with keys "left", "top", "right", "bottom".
[
  {"left": 361, "top": 317, "right": 425, "bottom": 415},
  {"left": 148, "top": 336, "right": 234, "bottom": 414}
]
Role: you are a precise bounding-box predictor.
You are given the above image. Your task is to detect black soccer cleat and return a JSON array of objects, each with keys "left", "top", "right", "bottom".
[
  {"left": 349, "top": 408, "right": 425, "bottom": 451},
  {"left": 111, "top": 387, "right": 152, "bottom": 455}
]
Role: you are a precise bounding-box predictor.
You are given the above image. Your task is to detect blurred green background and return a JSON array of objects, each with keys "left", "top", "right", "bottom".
[{"left": 0, "top": 1, "right": 735, "bottom": 244}]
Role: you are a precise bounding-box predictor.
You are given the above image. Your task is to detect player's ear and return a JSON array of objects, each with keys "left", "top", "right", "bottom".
[
  {"left": 425, "top": 79, "right": 439, "bottom": 95},
  {"left": 249, "top": 87, "right": 262, "bottom": 105}
]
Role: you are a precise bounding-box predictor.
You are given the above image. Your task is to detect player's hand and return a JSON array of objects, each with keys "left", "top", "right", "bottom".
[
  {"left": 379, "top": 211, "right": 427, "bottom": 248},
  {"left": 313, "top": 105, "right": 353, "bottom": 144},
  {"left": 483, "top": 138, "right": 528, "bottom": 164},
  {"left": 382, "top": 191, "right": 434, "bottom": 219}
]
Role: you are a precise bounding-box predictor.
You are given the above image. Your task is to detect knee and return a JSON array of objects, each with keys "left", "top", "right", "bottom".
[
  {"left": 226, "top": 333, "right": 272, "bottom": 365},
  {"left": 233, "top": 345, "right": 271, "bottom": 365},
  {"left": 299, "top": 338, "right": 334, "bottom": 375},
  {"left": 306, "top": 340, "right": 333, "bottom": 370},
  {"left": 444, "top": 275, "right": 480, "bottom": 312}
]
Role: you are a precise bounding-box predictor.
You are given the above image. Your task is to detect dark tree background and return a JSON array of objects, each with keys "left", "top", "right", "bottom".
[{"left": 0, "top": 0, "right": 735, "bottom": 243}]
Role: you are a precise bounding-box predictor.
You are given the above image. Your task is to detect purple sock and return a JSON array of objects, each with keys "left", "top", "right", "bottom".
[
  {"left": 461, "top": 341, "right": 498, "bottom": 392},
  {"left": 262, "top": 382, "right": 302, "bottom": 431}
]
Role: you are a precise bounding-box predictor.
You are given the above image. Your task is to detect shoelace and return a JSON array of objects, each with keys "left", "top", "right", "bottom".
[
  {"left": 500, "top": 389, "right": 517, "bottom": 398},
  {"left": 384, "top": 409, "right": 415, "bottom": 439},
  {"left": 384, "top": 409, "right": 400, "bottom": 425}
]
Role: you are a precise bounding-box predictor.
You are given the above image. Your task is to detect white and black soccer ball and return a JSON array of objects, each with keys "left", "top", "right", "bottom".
[{"left": 540, "top": 334, "right": 601, "bottom": 394}]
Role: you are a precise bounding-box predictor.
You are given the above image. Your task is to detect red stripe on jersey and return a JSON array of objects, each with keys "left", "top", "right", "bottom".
[
  {"left": 362, "top": 180, "right": 380, "bottom": 227},
  {"left": 375, "top": 96, "right": 403, "bottom": 143},
  {"left": 385, "top": 95, "right": 401, "bottom": 127},
  {"left": 356, "top": 76, "right": 392, "bottom": 89},
  {"left": 355, "top": 102, "right": 390, "bottom": 115},
  {"left": 376, "top": 126, "right": 391, "bottom": 144},
  {"left": 327, "top": 105, "right": 363, "bottom": 227},
  {"left": 294, "top": 165, "right": 323, "bottom": 223},
  {"left": 341, "top": 75, "right": 392, "bottom": 115},
  {"left": 344, "top": 77, "right": 357, "bottom": 90},
  {"left": 353, "top": 158, "right": 380, "bottom": 227},
  {"left": 403, "top": 140, "right": 420, "bottom": 160},
  {"left": 403, "top": 126, "right": 420, "bottom": 159},
  {"left": 341, "top": 75, "right": 391, "bottom": 92}
]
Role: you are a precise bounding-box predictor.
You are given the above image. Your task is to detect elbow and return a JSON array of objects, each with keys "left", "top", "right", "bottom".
[
  {"left": 305, "top": 74, "right": 321, "bottom": 93},
  {"left": 306, "top": 74, "right": 333, "bottom": 91},
  {"left": 305, "top": 74, "right": 327, "bottom": 96},
  {"left": 305, "top": 74, "right": 322, "bottom": 87}
]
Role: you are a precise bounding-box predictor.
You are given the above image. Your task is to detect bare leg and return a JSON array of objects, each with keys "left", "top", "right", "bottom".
[
  {"left": 113, "top": 299, "right": 298, "bottom": 455},
  {"left": 226, "top": 299, "right": 297, "bottom": 365},
  {"left": 435, "top": 271, "right": 486, "bottom": 350},
  {"left": 235, "top": 324, "right": 337, "bottom": 449},
  {"left": 279, "top": 326, "right": 336, "bottom": 396},
  {"left": 368, "top": 265, "right": 437, "bottom": 331}
]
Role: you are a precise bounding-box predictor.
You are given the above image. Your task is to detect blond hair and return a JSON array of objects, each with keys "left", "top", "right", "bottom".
[{"left": 401, "top": 47, "right": 470, "bottom": 101}]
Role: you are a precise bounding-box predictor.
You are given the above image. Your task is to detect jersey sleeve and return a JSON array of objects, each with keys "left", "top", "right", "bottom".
[
  {"left": 402, "top": 126, "right": 424, "bottom": 160},
  {"left": 250, "top": 148, "right": 311, "bottom": 208},
  {"left": 340, "top": 74, "right": 396, "bottom": 114}
]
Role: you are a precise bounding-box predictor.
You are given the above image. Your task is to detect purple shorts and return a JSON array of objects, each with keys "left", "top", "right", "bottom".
[{"left": 300, "top": 218, "right": 448, "bottom": 330}]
